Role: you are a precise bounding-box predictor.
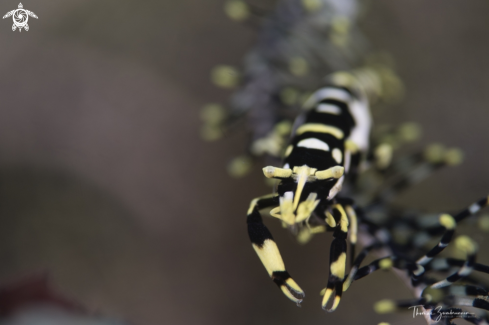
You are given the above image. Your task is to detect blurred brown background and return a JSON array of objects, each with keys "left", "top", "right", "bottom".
[{"left": 0, "top": 1, "right": 488, "bottom": 324}]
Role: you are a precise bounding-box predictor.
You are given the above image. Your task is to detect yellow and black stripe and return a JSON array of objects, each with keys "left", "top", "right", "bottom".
[
  {"left": 247, "top": 81, "right": 372, "bottom": 309},
  {"left": 247, "top": 195, "right": 305, "bottom": 304}
]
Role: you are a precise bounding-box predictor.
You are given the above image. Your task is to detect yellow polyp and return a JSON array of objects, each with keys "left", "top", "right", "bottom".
[
  {"left": 331, "top": 71, "right": 355, "bottom": 88},
  {"left": 211, "top": 65, "right": 240, "bottom": 89},
  {"left": 478, "top": 214, "right": 489, "bottom": 232},
  {"left": 280, "top": 87, "right": 300, "bottom": 106},
  {"left": 374, "top": 143, "right": 393, "bottom": 169},
  {"left": 331, "top": 16, "right": 350, "bottom": 35},
  {"left": 380, "top": 66, "right": 405, "bottom": 104},
  {"left": 301, "top": 0, "right": 322, "bottom": 12},
  {"left": 200, "top": 125, "right": 222, "bottom": 141},
  {"left": 423, "top": 287, "right": 442, "bottom": 302},
  {"left": 397, "top": 122, "right": 421, "bottom": 143},
  {"left": 274, "top": 120, "right": 292, "bottom": 136},
  {"left": 424, "top": 143, "right": 445, "bottom": 164},
  {"left": 379, "top": 258, "right": 393, "bottom": 270},
  {"left": 227, "top": 156, "right": 252, "bottom": 177},
  {"left": 374, "top": 299, "right": 396, "bottom": 314},
  {"left": 439, "top": 214, "right": 455, "bottom": 230},
  {"left": 224, "top": 0, "right": 250, "bottom": 22},
  {"left": 330, "top": 17, "right": 350, "bottom": 48},
  {"left": 319, "top": 288, "right": 327, "bottom": 296},
  {"left": 251, "top": 134, "right": 285, "bottom": 157},
  {"left": 297, "top": 228, "right": 313, "bottom": 244},
  {"left": 379, "top": 134, "right": 398, "bottom": 149},
  {"left": 378, "top": 323, "right": 390, "bottom": 325},
  {"left": 200, "top": 103, "right": 226, "bottom": 125},
  {"left": 455, "top": 235, "right": 477, "bottom": 254},
  {"left": 330, "top": 33, "right": 347, "bottom": 49},
  {"left": 445, "top": 148, "right": 464, "bottom": 166},
  {"left": 289, "top": 57, "right": 309, "bottom": 77}
]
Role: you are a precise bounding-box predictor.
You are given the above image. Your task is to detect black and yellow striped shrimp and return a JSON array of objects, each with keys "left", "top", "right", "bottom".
[
  {"left": 247, "top": 74, "right": 371, "bottom": 311},
  {"left": 245, "top": 75, "right": 489, "bottom": 320},
  {"left": 205, "top": 0, "right": 489, "bottom": 322}
]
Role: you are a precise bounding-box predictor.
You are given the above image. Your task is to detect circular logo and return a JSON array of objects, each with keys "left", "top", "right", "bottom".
[{"left": 13, "top": 9, "right": 28, "bottom": 27}]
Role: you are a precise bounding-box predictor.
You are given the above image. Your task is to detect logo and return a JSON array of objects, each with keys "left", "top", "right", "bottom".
[
  {"left": 3, "top": 3, "right": 38, "bottom": 32},
  {"left": 408, "top": 305, "right": 477, "bottom": 322}
]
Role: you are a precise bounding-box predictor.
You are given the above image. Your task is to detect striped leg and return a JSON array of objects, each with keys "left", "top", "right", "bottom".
[
  {"left": 352, "top": 256, "right": 395, "bottom": 282},
  {"left": 440, "top": 285, "right": 489, "bottom": 316},
  {"left": 405, "top": 196, "right": 489, "bottom": 256},
  {"left": 451, "top": 297, "right": 489, "bottom": 312},
  {"left": 373, "top": 143, "right": 394, "bottom": 171},
  {"left": 342, "top": 242, "right": 383, "bottom": 291},
  {"left": 415, "top": 196, "right": 489, "bottom": 260},
  {"left": 431, "top": 236, "right": 478, "bottom": 289},
  {"left": 440, "top": 259, "right": 489, "bottom": 275},
  {"left": 410, "top": 214, "right": 456, "bottom": 286},
  {"left": 321, "top": 204, "right": 349, "bottom": 312},
  {"left": 454, "top": 196, "right": 489, "bottom": 223},
  {"left": 247, "top": 194, "right": 305, "bottom": 305},
  {"left": 428, "top": 259, "right": 489, "bottom": 291},
  {"left": 445, "top": 285, "right": 488, "bottom": 297}
]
